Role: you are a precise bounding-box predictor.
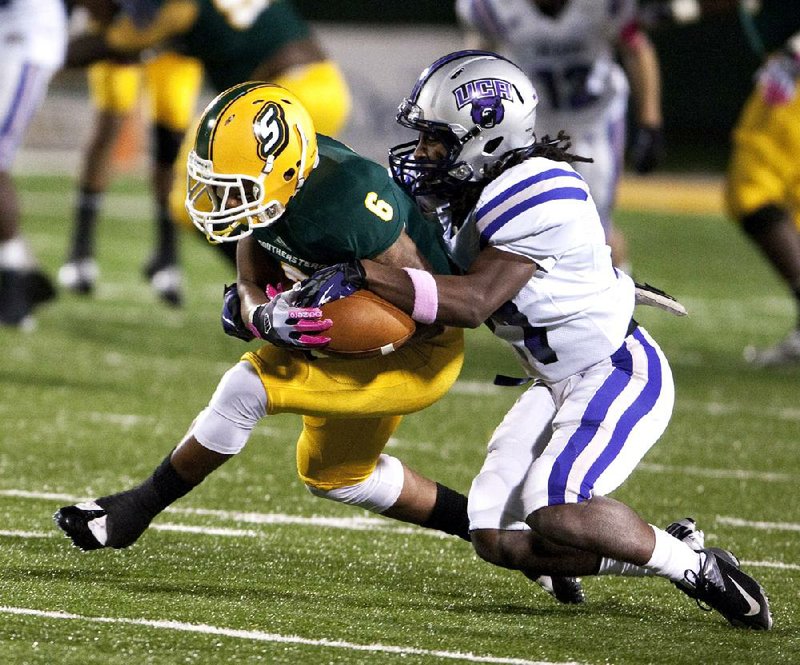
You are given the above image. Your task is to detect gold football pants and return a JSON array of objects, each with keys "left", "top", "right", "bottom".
[{"left": 243, "top": 328, "right": 464, "bottom": 491}]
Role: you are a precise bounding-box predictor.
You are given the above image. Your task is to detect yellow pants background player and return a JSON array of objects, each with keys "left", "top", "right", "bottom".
[
  {"left": 59, "top": 51, "right": 203, "bottom": 306},
  {"left": 724, "top": 26, "right": 800, "bottom": 365}
]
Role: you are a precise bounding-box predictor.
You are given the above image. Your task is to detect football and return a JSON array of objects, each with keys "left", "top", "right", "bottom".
[{"left": 319, "top": 290, "right": 416, "bottom": 358}]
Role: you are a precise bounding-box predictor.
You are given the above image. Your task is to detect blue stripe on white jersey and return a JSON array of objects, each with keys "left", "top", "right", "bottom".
[
  {"left": 547, "top": 327, "right": 663, "bottom": 505},
  {"left": 474, "top": 167, "right": 589, "bottom": 248}
]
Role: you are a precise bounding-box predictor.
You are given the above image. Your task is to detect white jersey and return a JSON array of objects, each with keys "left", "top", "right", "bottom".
[
  {"left": 456, "top": 0, "right": 635, "bottom": 135},
  {"left": 443, "top": 156, "right": 635, "bottom": 383},
  {"left": 0, "top": 0, "right": 67, "bottom": 170},
  {"left": 0, "top": 0, "right": 67, "bottom": 68}
]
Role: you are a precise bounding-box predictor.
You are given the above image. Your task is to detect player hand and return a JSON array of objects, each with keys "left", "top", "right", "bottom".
[
  {"left": 757, "top": 50, "right": 800, "bottom": 106},
  {"left": 221, "top": 283, "right": 255, "bottom": 342},
  {"left": 294, "top": 261, "right": 367, "bottom": 307},
  {"left": 247, "top": 286, "right": 332, "bottom": 349},
  {"left": 629, "top": 125, "right": 664, "bottom": 175}
]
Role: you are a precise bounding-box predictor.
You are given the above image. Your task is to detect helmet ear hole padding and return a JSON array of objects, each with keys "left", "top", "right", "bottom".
[{"left": 483, "top": 136, "right": 504, "bottom": 155}]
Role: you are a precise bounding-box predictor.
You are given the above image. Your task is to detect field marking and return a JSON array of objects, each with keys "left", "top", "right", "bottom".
[
  {"left": 0, "top": 606, "right": 577, "bottom": 665},
  {"left": 717, "top": 516, "right": 800, "bottom": 532},
  {"left": 636, "top": 462, "right": 792, "bottom": 483}
]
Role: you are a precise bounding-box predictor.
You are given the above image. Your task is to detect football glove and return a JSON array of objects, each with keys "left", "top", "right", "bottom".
[
  {"left": 294, "top": 261, "right": 367, "bottom": 308},
  {"left": 757, "top": 49, "right": 800, "bottom": 106},
  {"left": 221, "top": 283, "right": 255, "bottom": 342},
  {"left": 247, "top": 285, "right": 332, "bottom": 349},
  {"left": 629, "top": 125, "right": 664, "bottom": 175},
  {"left": 634, "top": 281, "right": 687, "bottom": 316}
]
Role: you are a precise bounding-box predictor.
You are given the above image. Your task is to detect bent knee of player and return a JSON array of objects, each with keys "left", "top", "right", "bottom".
[
  {"left": 305, "top": 454, "right": 404, "bottom": 514},
  {"left": 191, "top": 362, "right": 267, "bottom": 455}
]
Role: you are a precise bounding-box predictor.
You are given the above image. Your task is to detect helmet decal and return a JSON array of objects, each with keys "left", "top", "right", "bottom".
[
  {"left": 254, "top": 101, "right": 289, "bottom": 165},
  {"left": 453, "top": 78, "right": 514, "bottom": 128}
]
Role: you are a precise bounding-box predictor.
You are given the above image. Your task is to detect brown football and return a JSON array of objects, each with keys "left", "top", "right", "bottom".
[{"left": 319, "top": 290, "right": 416, "bottom": 358}]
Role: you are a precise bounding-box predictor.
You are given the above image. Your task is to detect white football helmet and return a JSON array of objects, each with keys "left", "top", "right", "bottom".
[{"left": 389, "top": 50, "right": 538, "bottom": 198}]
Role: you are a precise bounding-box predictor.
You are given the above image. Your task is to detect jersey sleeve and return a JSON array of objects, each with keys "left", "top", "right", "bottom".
[{"left": 472, "top": 158, "right": 600, "bottom": 271}]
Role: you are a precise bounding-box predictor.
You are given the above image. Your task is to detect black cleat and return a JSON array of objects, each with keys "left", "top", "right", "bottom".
[
  {"left": 676, "top": 547, "right": 772, "bottom": 630},
  {"left": 536, "top": 575, "right": 585, "bottom": 604},
  {"left": 54, "top": 502, "right": 108, "bottom": 551}
]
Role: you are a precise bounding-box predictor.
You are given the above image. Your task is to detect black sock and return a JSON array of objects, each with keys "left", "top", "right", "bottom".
[
  {"left": 421, "top": 483, "right": 470, "bottom": 541},
  {"left": 153, "top": 204, "right": 177, "bottom": 267},
  {"left": 70, "top": 187, "right": 102, "bottom": 260},
  {"left": 96, "top": 454, "right": 196, "bottom": 548}
]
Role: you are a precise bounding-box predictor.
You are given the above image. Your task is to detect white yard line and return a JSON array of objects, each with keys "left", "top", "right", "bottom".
[{"left": 0, "top": 606, "right": 577, "bottom": 665}]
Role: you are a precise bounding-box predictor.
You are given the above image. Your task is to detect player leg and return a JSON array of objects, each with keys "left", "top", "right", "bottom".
[
  {"left": 727, "top": 90, "right": 800, "bottom": 365},
  {"left": 513, "top": 326, "right": 768, "bottom": 628},
  {"left": 55, "top": 329, "right": 465, "bottom": 549},
  {"left": 54, "top": 360, "right": 266, "bottom": 550},
  {"left": 467, "top": 382, "right": 587, "bottom": 603},
  {"left": 142, "top": 54, "right": 203, "bottom": 306},
  {"left": 0, "top": 58, "right": 59, "bottom": 327},
  {"left": 59, "top": 63, "right": 142, "bottom": 294}
]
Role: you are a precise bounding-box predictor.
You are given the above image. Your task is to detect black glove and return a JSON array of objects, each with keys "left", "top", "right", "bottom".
[
  {"left": 629, "top": 125, "right": 664, "bottom": 175},
  {"left": 294, "top": 261, "right": 367, "bottom": 307},
  {"left": 221, "top": 283, "right": 255, "bottom": 342}
]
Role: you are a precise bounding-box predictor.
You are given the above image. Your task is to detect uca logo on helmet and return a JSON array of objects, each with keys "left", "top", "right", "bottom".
[
  {"left": 253, "top": 101, "right": 289, "bottom": 165},
  {"left": 452, "top": 78, "right": 515, "bottom": 128}
]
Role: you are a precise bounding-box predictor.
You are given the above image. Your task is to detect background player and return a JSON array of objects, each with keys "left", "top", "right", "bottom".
[
  {"left": 296, "top": 50, "right": 772, "bottom": 630},
  {"left": 456, "top": 0, "right": 664, "bottom": 273},
  {"left": 59, "top": 1, "right": 203, "bottom": 306},
  {"left": 65, "top": 0, "right": 351, "bottom": 283},
  {"left": 0, "top": 0, "right": 68, "bottom": 327},
  {"left": 642, "top": 0, "right": 800, "bottom": 365}
]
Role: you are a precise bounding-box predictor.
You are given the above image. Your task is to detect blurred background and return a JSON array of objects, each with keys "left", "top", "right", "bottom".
[{"left": 18, "top": 1, "right": 757, "bottom": 181}]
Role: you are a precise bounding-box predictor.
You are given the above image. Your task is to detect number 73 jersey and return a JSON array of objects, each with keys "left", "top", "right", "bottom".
[
  {"left": 456, "top": 0, "right": 636, "bottom": 133},
  {"left": 251, "top": 135, "right": 454, "bottom": 280},
  {"left": 445, "top": 156, "right": 636, "bottom": 384}
]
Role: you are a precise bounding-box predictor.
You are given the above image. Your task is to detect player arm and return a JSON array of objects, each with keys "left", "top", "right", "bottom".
[
  {"left": 618, "top": 23, "right": 662, "bottom": 131},
  {"left": 67, "top": 0, "right": 198, "bottom": 66},
  {"left": 362, "top": 247, "right": 537, "bottom": 329},
  {"left": 235, "top": 235, "right": 286, "bottom": 321}
]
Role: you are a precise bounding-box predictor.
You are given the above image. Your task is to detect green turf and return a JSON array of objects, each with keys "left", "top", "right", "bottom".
[{"left": 0, "top": 175, "right": 798, "bottom": 664}]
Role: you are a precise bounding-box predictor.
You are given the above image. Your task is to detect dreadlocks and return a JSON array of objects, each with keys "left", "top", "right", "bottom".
[
  {"left": 448, "top": 131, "right": 593, "bottom": 224},
  {"left": 484, "top": 130, "right": 593, "bottom": 181}
]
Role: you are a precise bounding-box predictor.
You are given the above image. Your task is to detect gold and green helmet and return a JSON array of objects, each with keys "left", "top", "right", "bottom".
[{"left": 186, "top": 82, "right": 319, "bottom": 243}]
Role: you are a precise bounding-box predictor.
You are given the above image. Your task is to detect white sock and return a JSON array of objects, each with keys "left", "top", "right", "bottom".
[{"left": 643, "top": 524, "right": 702, "bottom": 582}]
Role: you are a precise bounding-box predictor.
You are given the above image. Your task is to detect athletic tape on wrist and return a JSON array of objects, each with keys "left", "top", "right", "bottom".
[{"left": 403, "top": 268, "right": 438, "bottom": 324}]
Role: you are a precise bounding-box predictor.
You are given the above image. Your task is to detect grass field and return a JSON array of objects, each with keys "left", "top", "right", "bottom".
[{"left": 1, "top": 174, "right": 799, "bottom": 664}]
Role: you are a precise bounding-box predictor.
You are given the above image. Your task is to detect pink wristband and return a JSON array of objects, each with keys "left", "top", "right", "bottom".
[{"left": 403, "top": 268, "right": 438, "bottom": 324}]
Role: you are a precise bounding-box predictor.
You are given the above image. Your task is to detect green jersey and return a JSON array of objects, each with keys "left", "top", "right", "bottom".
[
  {"left": 739, "top": 0, "right": 800, "bottom": 56},
  {"left": 252, "top": 135, "right": 453, "bottom": 279},
  {"left": 176, "top": 0, "right": 310, "bottom": 91}
]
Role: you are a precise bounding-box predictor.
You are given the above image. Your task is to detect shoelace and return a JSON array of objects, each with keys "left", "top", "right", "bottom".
[{"left": 682, "top": 555, "right": 713, "bottom": 613}]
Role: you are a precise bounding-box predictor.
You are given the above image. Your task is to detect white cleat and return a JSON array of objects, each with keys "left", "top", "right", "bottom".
[
  {"left": 58, "top": 259, "right": 98, "bottom": 295},
  {"left": 743, "top": 329, "right": 800, "bottom": 367}
]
